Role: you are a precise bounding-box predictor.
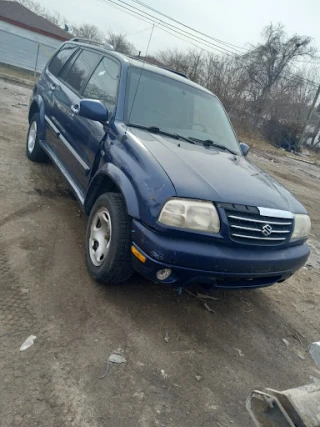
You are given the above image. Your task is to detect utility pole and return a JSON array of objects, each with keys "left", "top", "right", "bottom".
[{"left": 298, "top": 84, "right": 320, "bottom": 148}]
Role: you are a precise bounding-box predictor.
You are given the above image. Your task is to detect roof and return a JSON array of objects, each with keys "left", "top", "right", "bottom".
[
  {"left": 133, "top": 55, "right": 164, "bottom": 67},
  {"left": 65, "top": 40, "right": 211, "bottom": 94},
  {"left": 0, "top": 1, "right": 72, "bottom": 41}
]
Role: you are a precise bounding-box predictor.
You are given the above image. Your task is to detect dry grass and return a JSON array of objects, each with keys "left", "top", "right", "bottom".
[{"left": 0, "top": 63, "right": 36, "bottom": 84}]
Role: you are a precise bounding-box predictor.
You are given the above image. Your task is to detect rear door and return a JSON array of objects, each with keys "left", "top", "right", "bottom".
[
  {"left": 51, "top": 48, "right": 102, "bottom": 191},
  {"left": 42, "top": 44, "right": 79, "bottom": 150}
]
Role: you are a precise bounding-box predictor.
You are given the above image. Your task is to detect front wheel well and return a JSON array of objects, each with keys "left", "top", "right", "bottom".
[
  {"left": 28, "top": 102, "right": 39, "bottom": 123},
  {"left": 84, "top": 174, "right": 120, "bottom": 215}
]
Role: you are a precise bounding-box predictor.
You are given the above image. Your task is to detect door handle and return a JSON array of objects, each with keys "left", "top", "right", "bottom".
[
  {"left": 71, "top": 104, "right": 80, "bottom": 115},
  {"left": 50, "top": 83, "right": 56, "bottom": 91}
]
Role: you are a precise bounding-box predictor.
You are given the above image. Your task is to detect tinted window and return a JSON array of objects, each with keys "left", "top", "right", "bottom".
[
  {"left": 83, "top": 57, "right": 120, "bottom": 110},
  {"left": 64, "top": 50, "right": 101, "bottom": 93},
  {"left": 48, "top": 45, "right": 78, "bottom": 76},
  {"left": 59, "top": 51, "right": 80, "bottom": 81}
]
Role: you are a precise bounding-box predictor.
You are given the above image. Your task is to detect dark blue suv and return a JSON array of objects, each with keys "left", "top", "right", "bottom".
[{"left": 26, "top": 38, "right": 311, "bottom": 289}]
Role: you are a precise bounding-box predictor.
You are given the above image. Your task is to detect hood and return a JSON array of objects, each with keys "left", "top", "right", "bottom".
[{"left": 130, "top": 129, "right": 307, "bottom": 214}]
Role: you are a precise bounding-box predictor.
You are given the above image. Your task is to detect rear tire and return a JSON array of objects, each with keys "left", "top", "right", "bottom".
[
  {"left": 26, "top": 113, "right": 47, "bottom": 162},
  {"left": 85, "top": 193, "right": 134, "bottom": 284}
]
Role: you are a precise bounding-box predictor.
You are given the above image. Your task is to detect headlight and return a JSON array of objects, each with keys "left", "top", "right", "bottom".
[
  {"left": 291, "top": 214, "right": 311, "bottom": 240},
  {"left": 158, "top": 198, "right": 220, "bottom": 233}
]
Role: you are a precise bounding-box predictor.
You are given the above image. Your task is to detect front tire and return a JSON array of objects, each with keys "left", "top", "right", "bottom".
[
  {"left": 26, "top": 113, "right": 47, "bottom": 162},
  {"left": 85, "top": 193, "right": 134, "bottom": 284}
]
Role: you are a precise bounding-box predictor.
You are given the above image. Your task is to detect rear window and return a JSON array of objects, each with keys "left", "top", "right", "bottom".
[
  {"left": 48, "top": 45, "right": 78, "bottom": 77},
  {"left": 64, "top": 50, "right": 101, "bottom": 93}
]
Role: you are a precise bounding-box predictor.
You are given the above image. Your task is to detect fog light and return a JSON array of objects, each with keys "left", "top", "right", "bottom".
[{"left": 156, "top": 269, "right": 172, "bottom": 281}]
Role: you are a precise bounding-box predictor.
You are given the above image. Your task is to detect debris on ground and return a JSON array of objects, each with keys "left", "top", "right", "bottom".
[
  {"left": 20, "top": 335, "right": 36, "bottom": 351},
  {"left": 310, "top": 341, "right": 320, "bottom": 369},
  {"left": 234, "top": 348, "right": 244, "bottom": 357},
  {"left": 164, "top": 331, "right": 170, "bottom": 343},
  {"left": 99, "top": 350, "right": 126, "bottom": 379},
  {"left": 185, "top": 289, "right": 219, "bottom": 313},
  {"left": 282, "top": 338, "right": 290, "bottom": 347},
  {"left": 161, "top": 369, "right": 168, "bottom": 379},
  {"left": 185, "top": 289, "right": 220, "bottom": 301},
  {"left": 194, "top": 292, "right": 220, "bottom": 301},
  {"left": 295, "top": 351, "right": 306, "bottom": 361},
  {"left": 204, "top": 302, "right": 215, "bottom": 313},
  {"left": 195, "top": 375, "right": 201, "bottom": 382},
  {"left": 109, "top": 353, "right": 126, "bottom": 364}
]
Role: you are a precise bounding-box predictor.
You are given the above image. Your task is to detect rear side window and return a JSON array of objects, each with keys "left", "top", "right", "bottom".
[
  {"left": 83, "top": 56, "right": 120, "bottom": 111},
  {"left": 48, "top": 45, "right": 78, "bottom": 77},
  {"left": 64, "top": 50, "right": 101, "bottom": 93}
]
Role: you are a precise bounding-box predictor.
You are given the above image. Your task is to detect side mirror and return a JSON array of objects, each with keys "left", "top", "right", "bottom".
[
  {"left": 239, "top": 142, "right": 250, "bottom": 157},
  {"left": 78, "top": 99, "right": 108, "bottom": 122}
]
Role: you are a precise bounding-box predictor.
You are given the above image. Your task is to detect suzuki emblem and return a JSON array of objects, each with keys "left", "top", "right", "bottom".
[{"left": 262, "top": 224, "right": 273, "bottom": 236}]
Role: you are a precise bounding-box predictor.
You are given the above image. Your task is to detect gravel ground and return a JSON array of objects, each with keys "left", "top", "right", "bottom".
[{"left": 0, "top": 79, "right": 319, "bottom": 427}]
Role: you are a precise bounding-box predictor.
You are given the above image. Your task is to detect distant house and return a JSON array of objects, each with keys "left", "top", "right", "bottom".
[{"left": 0, "top": 1, "right": 71, "bottom": 73}]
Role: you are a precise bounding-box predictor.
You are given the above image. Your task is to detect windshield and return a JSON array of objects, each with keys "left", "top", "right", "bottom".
[{"left": 125, "top": 67, "right": 241, "bottom": 155}]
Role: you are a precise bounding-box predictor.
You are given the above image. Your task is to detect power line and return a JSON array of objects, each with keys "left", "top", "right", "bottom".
[
  {"left": 119, "top": 0, "right": 240, "bottom": 55},
  {"left": 100, "top": 0, "right": 238, "bottom": 56},
  {"left": 99, "top": 0, "right": 244, "bottom": 57},
  {"left": 126, "top": 26, "right": 154, "bottom": 36},
  {"left": 127, "top": 0, "right": 248, "bottom": 54},
  {"left": 99, "top": 0, "right": 237, "bottom": 57},
  {"left": 97, "top": 0, "right": 154, "bottom": 26},
  {"left": 98, "top": 0, "right": 319, "bottom": 87}
]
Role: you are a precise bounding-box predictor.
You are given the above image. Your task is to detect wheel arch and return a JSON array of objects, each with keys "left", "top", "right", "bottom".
[
  {"left": 84, "top": 165, "right": 140, "bottom": 219},
  {"left": 28, "top": 95, "right": 46, "bottom": 141}
]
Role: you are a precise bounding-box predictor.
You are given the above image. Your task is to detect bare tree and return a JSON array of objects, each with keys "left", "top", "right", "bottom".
[
  {"left": 72, "top": 24, "right": 105, "bottom": 42},
  {"left": 106, "top": 31, "right": 136, "bottom": 55},
  {"left": 157, "top": 48, "right": 204, "bottom": 81},
  {"left": 240, "top": 23, "right": 317, "bottom": 115}
]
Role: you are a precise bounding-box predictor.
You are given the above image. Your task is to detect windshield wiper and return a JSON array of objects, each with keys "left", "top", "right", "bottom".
[
  {"left": 192, "top": 138, "right": 237, "bottom": 155},
  {"left": 127, "top": 123, "right": 196, "bottom": 145}
]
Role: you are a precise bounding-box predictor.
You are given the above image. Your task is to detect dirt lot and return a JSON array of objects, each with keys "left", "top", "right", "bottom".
[{"left": 0, "top": 78, "right": 319, "bottom": 427}]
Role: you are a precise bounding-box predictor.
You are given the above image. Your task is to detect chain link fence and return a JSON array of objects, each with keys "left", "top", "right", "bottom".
[{"left": 0, "top": 28, "right": 60, "bottom": 75}]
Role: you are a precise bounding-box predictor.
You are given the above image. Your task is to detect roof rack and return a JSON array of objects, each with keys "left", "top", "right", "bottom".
[
  {"left": 163, "top": 68, "right": 189, "bottom": 79},
  {"left": 70, "top": 38, "right": 114, "bottom": 51}
]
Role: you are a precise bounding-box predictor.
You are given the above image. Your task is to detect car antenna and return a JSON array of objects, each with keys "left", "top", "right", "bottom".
[{"left": 125, "top": 24, "right": 155, "bottom": 134}]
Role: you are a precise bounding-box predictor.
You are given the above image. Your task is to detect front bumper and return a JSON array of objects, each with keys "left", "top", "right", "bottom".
[{"left": 131, "top": 220, "right": 310, "bottom": 289}]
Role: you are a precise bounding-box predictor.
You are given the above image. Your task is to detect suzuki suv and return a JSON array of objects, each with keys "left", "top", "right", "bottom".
[{"left": 26, "top": 38, "right": 311, "bottom": 289}]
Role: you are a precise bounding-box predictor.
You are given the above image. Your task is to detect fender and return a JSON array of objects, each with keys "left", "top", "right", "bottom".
[
  {"left": 85, "top": 163, "right": 140, "bottom": 219},
  {"left": 29, "top": 95, "right": 46, "bottom": 141}
]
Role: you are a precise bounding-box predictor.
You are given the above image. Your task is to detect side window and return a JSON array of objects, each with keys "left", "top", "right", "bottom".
[
  {"left": 64, "top": 50, "right": 101, "bottom": 93},
  {"left": 59, "top": 51, "right": 80, "bottom": 81},
  {"left": 48, "top": 45, "right": 78, "bottom": 77},
  {"left": 83, "top": 56, "right": 120, "bottom": 111}
]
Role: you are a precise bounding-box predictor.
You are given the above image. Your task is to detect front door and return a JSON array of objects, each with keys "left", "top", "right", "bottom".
[{"left": 67, "top": 54, "right": 121, "bottom": 191}]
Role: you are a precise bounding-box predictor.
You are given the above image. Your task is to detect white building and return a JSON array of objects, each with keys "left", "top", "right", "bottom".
[{"left": 0, "top": 0, "right": 71, "bottom": 73}]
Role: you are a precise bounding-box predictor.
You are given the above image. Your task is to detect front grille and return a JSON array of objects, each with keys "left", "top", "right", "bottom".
[{"left": 225, "top": 209, "right": 293, "bottom": 246}]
